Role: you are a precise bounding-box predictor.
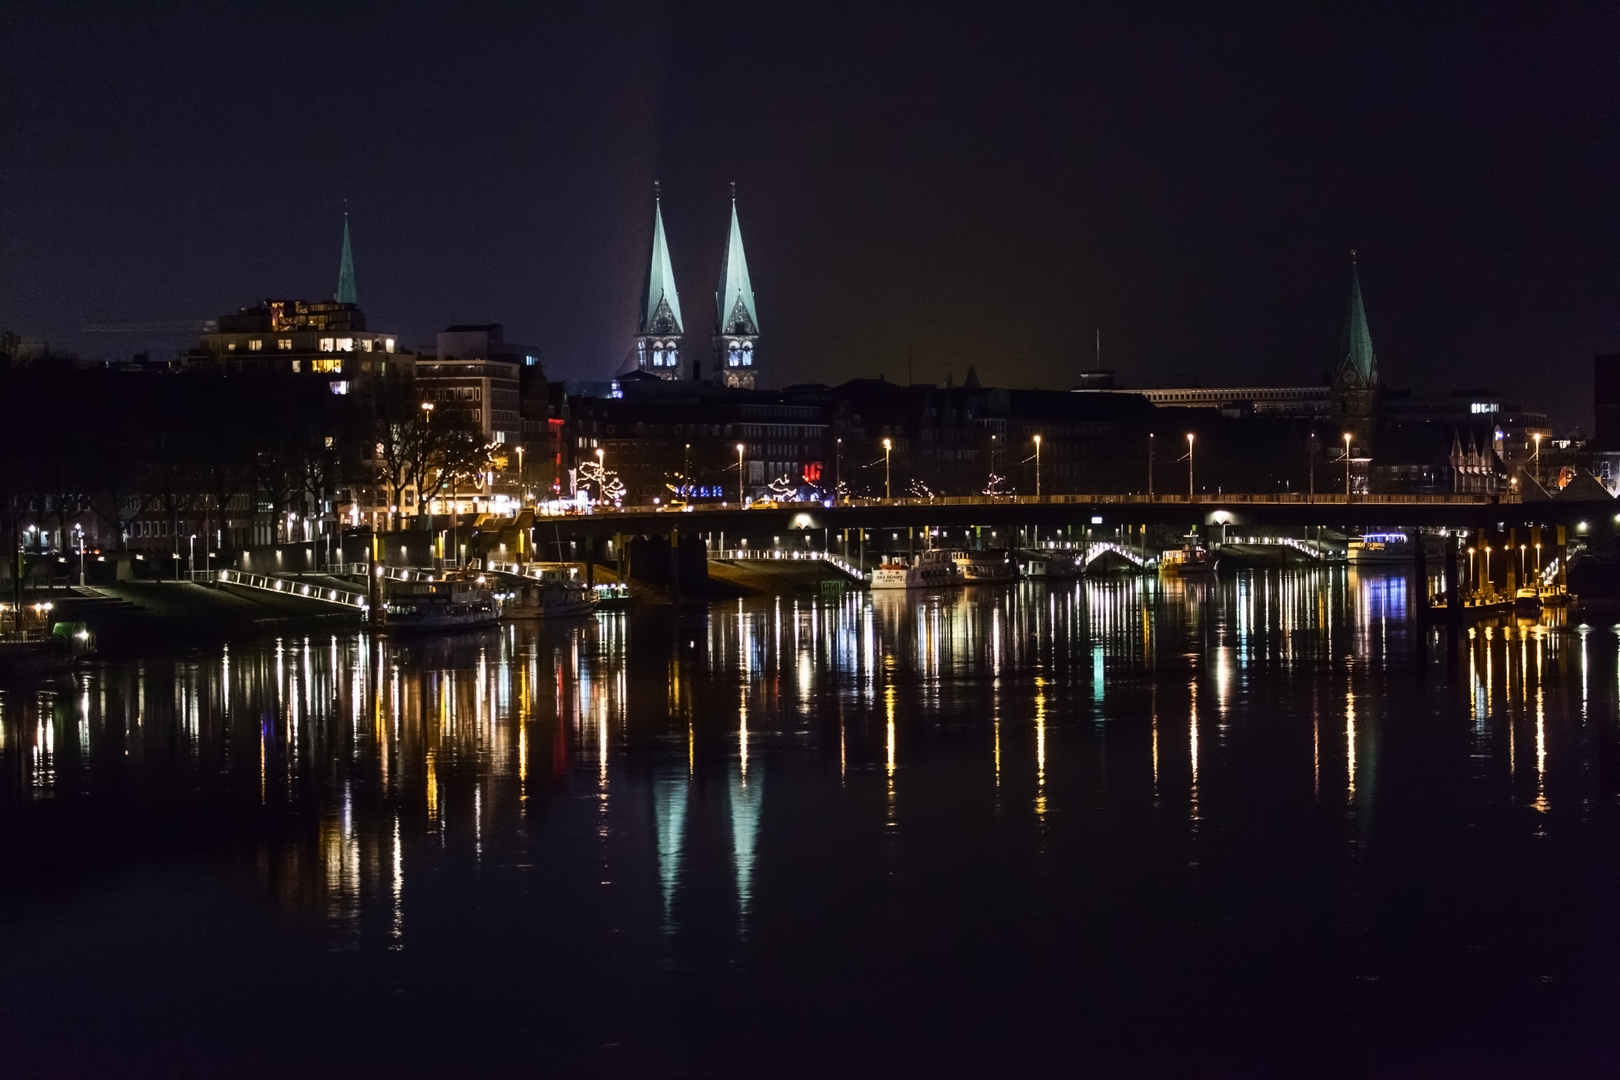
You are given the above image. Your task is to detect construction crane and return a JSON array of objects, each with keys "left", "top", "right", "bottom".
[{"left": 80, "top": 320, "right": 214, "bottom": 334}]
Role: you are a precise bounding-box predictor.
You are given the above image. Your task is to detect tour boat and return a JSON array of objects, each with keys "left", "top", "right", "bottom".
[
  {"left": 0, "top": 608, "right": 92, "bottom": 679},
  {"left": 951, "top": 548, "right": 1019, "bottom": 584},
  {"left": 870, "top": 549, "right": 963, "bottom": 589},
  {"left": 1159, "top": 539, "right": 1217, "bottom": 578},
  {"left": 1348, "top": 532, "right": 1413, "bottom": 565},
  {"left": 384, "top": 577, "right": 499, "bottom": 632},
  {"left": 499, "top": 568, "right": 596, "bottom": 619}
]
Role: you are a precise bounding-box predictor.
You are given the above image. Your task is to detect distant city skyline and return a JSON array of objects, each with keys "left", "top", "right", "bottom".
[{"left": 4, "top": 3, "right": 1617, "bottom": 432}]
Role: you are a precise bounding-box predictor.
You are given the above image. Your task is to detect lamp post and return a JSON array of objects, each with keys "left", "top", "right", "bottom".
[
  {"left": 883, "top": 438, "right": 892, "bottom": 501},
  {"left": 1186, "top": 434, "right": 1195, "bottom": 497},
  {"left": 516, "top": 444, "right": 525, "bottom": 506},
  {"left": 1533, "top": 432, "right": 1542, "bottom": 486},
  {"left": 736, "top": 443, "right": 745, "bottom": 505},
  {"left": 1484, "top": 543, "right": 1492, "bottom": 600},
  {"left": 188, "top": 534, "right": 196, "bottom": 580},
  {"left": 1148, "top": 433, "right": 1154, "bottom": 497},
  {"left": 1468, "top": 545, "right": 1476, "bottom": 594},
  {"left": 835, "top": 437, "right": 842, "bottom": 504},
  {"left": 683, "top": 443, "right": 691, "bottom": 493},
  {"left": 1343, "top": 433, "right": 1353, "bottom": 497},
  {"left": 1033, "top": 434, "right": 1042, "bottom": 499},
  {"left": 75, "top": 526, "right": 85, "bottom": 586}
]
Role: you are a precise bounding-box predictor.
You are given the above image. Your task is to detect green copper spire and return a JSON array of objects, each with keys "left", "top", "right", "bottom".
[
  {"left": 640, "top": 188, "right": 683, "bottom": 334},
  {"left": 1336, "top": 250, "right": 1377, "bottom": 388},
  {"left": 337, "top": 213, "right": 358, "bottom": 305},
  {"left": 715, "top": 186, "right": 758, "bottom": 335}
]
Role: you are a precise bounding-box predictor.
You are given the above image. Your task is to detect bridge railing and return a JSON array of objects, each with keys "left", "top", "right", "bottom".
[
  {"left": 585, "top": 491, "right": 1522, "bottom": 516},
  {"left": 216, "top": 569, "right": 368, "bottom": 608},
  {"left": 715, "top": 548, "right": 868, "bottom": 581}
]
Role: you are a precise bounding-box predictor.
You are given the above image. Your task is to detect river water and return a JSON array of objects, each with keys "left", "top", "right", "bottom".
[{"left": 2, "top": 569, "right": 1618, "bottom": 1077}]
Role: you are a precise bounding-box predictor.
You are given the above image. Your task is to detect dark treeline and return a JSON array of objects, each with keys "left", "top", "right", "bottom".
[{"left": 0, "top": 364, "right": 485, "bottom": 556}]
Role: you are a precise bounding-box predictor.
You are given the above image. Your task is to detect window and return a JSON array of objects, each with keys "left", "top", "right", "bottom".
[
  {"left": 359, "top": 338, "right": 373, "bottom": 352},
  {"left": 292, "top": 360, "right": 301, "bottom": 373},
  {"left": 494, "top": 431, "right": 507, "bottom": 443},
  {"left": 336, "top": 337, "right": 355, "bottom": 352},
  {"left": 385, "top": 339, "right": 395, "bottom": 353},
  {"left": 329, "top": 381, "right": 350, "bottom": 395},
  {"left": 248, "top": 339, "right": 263, "bottom": 352},
  {"left": 277, "top": 338, "right": 292, "bottom": 350},
  {"left": 226, "top": 342, "right": 237, "bottom": 352},
  {"left": 319, "top": 337, "right": 335, "bottom": 352},
  {"left": 312, "top": 358, "right": 342, "bottom": 374}
]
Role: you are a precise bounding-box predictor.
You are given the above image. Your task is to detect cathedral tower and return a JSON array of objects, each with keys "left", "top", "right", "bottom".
[
  {"left": 1332, "top": 251, "right": 1380, "bottom": 447},
  {"left": 636, "top": 184, "right": 685, "bottom": 379},
  {"left": 713, "top": 185, "right": 759, "bottom": 389}
]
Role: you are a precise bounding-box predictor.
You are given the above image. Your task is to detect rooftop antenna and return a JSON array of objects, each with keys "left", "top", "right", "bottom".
[
  {"left": 654, "top": 180, "right": 661, "bottom": 201},
  {"left": 730, "top": 180, "right": 737, "bottom": 201}
]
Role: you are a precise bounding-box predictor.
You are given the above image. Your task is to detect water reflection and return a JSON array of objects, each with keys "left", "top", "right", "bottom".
[{"left": 2, "top": 569, "right": 1617, "bottom": 1071}]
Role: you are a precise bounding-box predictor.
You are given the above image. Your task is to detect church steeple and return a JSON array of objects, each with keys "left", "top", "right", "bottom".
[
  {"left": 714, "top": 184, "right": 760, "bottom": 389},
  {"left": 337, "top": 212, "right": 358, "bottom": 306},
  {"left": 1336, "top": 251, "right": 1378, "bottom": 390},
  {"left": 636, "top": 183, "right": 685, "bottom": 379}
]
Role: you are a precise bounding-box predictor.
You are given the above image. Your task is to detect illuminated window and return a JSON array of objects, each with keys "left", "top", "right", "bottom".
[
  {"left": 385, "top": 338, "right": 395, "bottom": 353},
  {"left": 329, "top": 381, "right": 350, "bottom": 395},
  {"left": 336, "top": 337, "right": 354, "bottom": 352},
  {"left": 312, "top": 358, "right": 342, "bottom": 374},
  {"left": 319, "top": 337, "right": 335, "bottom": 352},
  {"left": 359, "top": 338, "right": 373, "bottom": 352},
  {"left": 292, "top": 360, "right": 301, "bottom": 373},
  {"left": 226, "top": 342, "right": 237, "bottom": 352},
  {"left": 277, "top": 338, "right": 292, "bottom": 350},
  {"left": 248, "top": 338, "right": 263, "bottom": 352}
]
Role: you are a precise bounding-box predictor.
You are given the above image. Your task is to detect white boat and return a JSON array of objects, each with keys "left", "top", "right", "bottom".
[
  {"left": 870, "top": 549, "right": 963, "bottom": 589},
  {"left": 385, "top": 577, "right": 499, "bottom": 632},
  {"left": 952, "top": 548, "right": 1019, "bottom": 584},
  {"left": 500, "top": 567, "right": 596, "bottom": 619},
  {"left": 1348, "top": 532, "right": 1414, "bottom": 565}
]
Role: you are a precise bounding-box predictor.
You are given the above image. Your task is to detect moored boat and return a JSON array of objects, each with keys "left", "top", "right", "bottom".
[
  {"left": 384, "top": 577, "right": 499, "bottom": 632},
  {"left": 1349, "top": 532, "right": 1414, "bottom": 565},
  {"left": 870, "top": 549, "right": 962, "bottom": 590},
  {"left": 1021, "top": 550, "right": 1082, "bottom": 579},
  {"left": 952, "top": 548, "right": 1019, "bottom": 584},
  {"left": 499, "top": 568, "right": 596, "bottom": 619}
]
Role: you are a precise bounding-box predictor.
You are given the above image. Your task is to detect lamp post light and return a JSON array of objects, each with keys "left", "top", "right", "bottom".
[
  {"left": 1186, "top": 434, "right": 1195, "bottom": 497},
  {"left": 1468, "top": 545, "right": 1476, "bottom": 592},
  {"left": 516, "top": 444, "right": 525, "bottom": 506},
  {"left": 1484, "top": 543, "right": 1492, "bottom": 599},
  {"left": 75, "top": 526, "right": 85, "bottom": 586},
  {"left": 1533, "top": 432, "right": 1542, "bottom": 486},
  {"left": 188, "top": 534, "right": 196, "bottom": 580},
  {"left": 736, "top": 443, "right": 745, "bottom": 505},
  {"left": 835, "top": 437, "right": 842, "bottom": 504},
  {"left": 882, "top": 438, "right": 892, "bottom": 501},
  {"left": 1343, "top": 433, "right": 1353, "bottom": 497},
  {"left": 1033, "top": 434, "right": 1042, "bottom": 499},
  {"left": 683, "top": 443, "right": 691, "bottom": 493}
]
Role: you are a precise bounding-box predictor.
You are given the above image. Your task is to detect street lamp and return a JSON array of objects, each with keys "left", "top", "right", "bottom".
[
  {"left": 835, "top": 437, "right": 842, "bottom": 504},
  {"left": 1468, "top": 545, "right": 1476, "bottom": 591},
  {"left": 421, "top": 401, "right": 433, "bottom": 421},
  {"left": 516, "top": 444, "right": 525, "bottom": 505},
  {"left": 74, "top": 526, "right": 85, "bottom": 587},
  {"left": 1343, "top": 433, "right": 1353, "bottom": 497},
  {"left": 1033, "top": 434, "right": 1042, "bottom": 499},
  {"left": 736, "top": 443, "right": 745, "bottom": 505},
  {"left": 1533, "top": 432, "right": 1542, "bottom": 486},
  {"left": 188, "top": 534, "right": 196, "bottom": 580},
  {"left": 1148, "top": 433, "right": 1154, "bottom": 497},
  {"left": 1186, "top": 434, "right": 1195, "bottom": 497},
  {"left": 883, "top": 438, "right": 892, "bottom": 501}
]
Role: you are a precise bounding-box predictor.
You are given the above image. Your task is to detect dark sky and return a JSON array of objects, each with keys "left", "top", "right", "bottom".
[{"left": 3, "top": 2, "right": 1617, "bottom": 429}]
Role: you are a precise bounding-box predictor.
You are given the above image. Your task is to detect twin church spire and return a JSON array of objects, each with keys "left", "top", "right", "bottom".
[{"left": 634, "top": 183, "right": 760, "bottom": 387}]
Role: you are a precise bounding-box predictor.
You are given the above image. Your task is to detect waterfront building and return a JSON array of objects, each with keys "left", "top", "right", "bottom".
[
  {"left": 189, "top": 220, "right": 413, "bottom": 394},
  {"left": 415, "top": 324, "right": 531, "bottom": 445}
]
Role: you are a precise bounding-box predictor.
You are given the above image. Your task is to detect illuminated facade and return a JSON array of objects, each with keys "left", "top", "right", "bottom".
[{"left": 195, "top": 299, "right": 410, "bottom": 391}]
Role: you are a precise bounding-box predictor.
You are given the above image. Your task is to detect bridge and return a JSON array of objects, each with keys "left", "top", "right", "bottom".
[{"left": 541, "top": 491, "right": 1617, "bottom": 541}]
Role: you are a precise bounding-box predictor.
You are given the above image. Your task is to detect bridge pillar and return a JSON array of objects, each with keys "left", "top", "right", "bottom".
[{"left": 670, "top": 528, "right": 681, "bottom": 602}]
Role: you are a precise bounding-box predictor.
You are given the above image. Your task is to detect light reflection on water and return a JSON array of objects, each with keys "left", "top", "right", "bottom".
[{"left": 2, "top": 567, "right": 1618, "bottom": 1074}]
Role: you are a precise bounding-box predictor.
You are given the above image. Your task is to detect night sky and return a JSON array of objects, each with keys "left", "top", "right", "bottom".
[{"left": 3, "top": 2, "right": 1617, "bottom": 429}]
